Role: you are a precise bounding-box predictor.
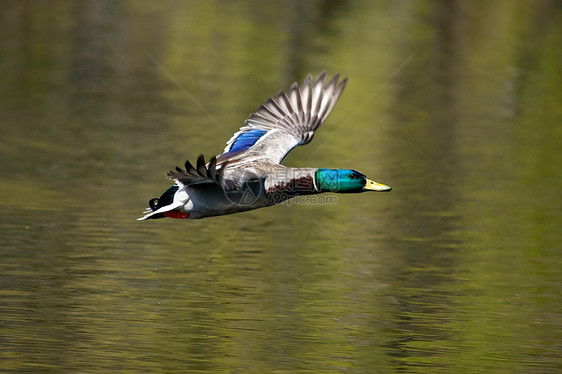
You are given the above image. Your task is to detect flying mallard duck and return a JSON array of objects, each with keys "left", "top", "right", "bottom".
[{"left": 138, "top": 72, "right": 391, "bottom": 220}]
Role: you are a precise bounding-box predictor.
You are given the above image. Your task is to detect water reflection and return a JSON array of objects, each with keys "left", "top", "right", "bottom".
[{"left": 1, "top": 0, "right": 560, "bottom": 372}]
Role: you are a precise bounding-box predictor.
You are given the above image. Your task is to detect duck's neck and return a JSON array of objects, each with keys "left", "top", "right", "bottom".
[
  {"left": 265, "top": 167, "right": 320, "bottom": 199},
  {"left": 266, "top": 168, "right": 367, "bottom": 196}
]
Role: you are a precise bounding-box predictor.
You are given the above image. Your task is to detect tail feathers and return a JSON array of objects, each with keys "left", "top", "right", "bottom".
[{"left": 137, "top": 201, "right": 185, "bottom": 220}]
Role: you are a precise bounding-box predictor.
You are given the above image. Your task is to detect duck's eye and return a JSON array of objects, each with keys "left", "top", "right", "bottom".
[{"left": 149, "top": 198, "right": 159, "bottom": 211}]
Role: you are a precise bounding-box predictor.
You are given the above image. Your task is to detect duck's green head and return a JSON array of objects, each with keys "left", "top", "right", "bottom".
[{"left": 315, "top": 168, "right": 391, "bottom": 193}]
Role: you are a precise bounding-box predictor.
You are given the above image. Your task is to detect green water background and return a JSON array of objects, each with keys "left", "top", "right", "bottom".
[{"left": 1, "top": 1, "right": 560, "bottom": 372}]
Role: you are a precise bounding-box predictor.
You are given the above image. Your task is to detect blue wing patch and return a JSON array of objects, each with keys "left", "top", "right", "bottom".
[
  {"left": 218, "top": 128, "right": 268, "bottom": 160},
  {"left": 229, "top": 129, "right": 268, "bottom": 152},
  {"left": 219, "top": 128, "right": 265, "bottom": 156}
]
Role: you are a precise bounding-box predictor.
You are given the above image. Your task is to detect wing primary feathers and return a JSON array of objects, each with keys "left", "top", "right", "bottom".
[
  {"left": 185, "top": 159, "right": 195, "bottom": 174},
  {"left": 316, "top": 73, "right": 340, "bottom": 123},
  {"left": 216, "top": 71, "right": 348, "bottom": 164},
  {"left": 293, "top": 85, "right": 304, "bottom": 121},
  {"left": 288, "top": 82, "right": 300, "bottom": 116},
  {"left": 278, "top": 91, "right": 295, "bottom": 116},
  {"left": 256, "top": 103, "right": 282, "bottom": 121},
  {"left": 250, "top": 112, "right": 276, "bottom": 123},
  {"left": 207, "top": 156, "right": 217, "bottom": 179},
  {"left": 304, "top": 74, "right": 313, "bottom": 125},
  {"left": 167, "top": 154, "right": 226, "bottom": 185},
  {"left": 267, "top": 97, "right": 287, "bottom": 118},
  {"left": 308, "top": 73, "right": 324, "bottom": 124},
  {"left": 196, "top": 155, "right": 207, "bottom": 176},
  {"left": 322, "top": 77, "right": 348, "bottom": 123},
  {"left": 316, "top": 70, "right": 328, "bottom": 83},
  {"left": 274, "top": 91, "right": 289, "bottom": 114}
]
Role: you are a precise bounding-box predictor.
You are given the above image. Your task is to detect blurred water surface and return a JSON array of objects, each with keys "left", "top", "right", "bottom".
[{"left": 1, "top": 1, "right": 561, "bottom": 372}]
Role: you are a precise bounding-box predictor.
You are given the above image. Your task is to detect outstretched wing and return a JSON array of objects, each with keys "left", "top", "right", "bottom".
[{"left": 217, "top": 71, "right": 348, "bottom": 166}]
